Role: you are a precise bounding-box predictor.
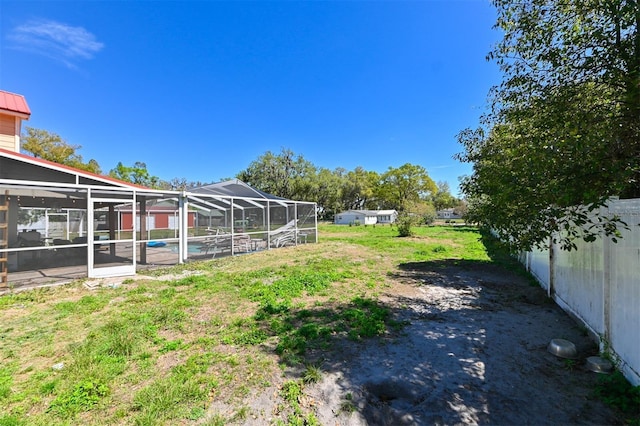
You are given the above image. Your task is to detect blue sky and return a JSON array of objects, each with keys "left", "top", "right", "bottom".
[{"left": 0, "top": 1, "right": 501, "bottom": 195}]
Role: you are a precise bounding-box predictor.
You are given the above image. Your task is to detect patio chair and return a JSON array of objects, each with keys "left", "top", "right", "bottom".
[
  {"left": 269, "top": 219, "right": 298, "bottom": 248},
  {"left": 200, "top": 228, "right": 234, "bottom": 258},
  {"left": 17, "top": 230, "right": 44, "bottom": 247}
]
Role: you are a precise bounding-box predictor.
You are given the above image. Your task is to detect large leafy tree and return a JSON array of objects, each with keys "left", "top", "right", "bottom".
[
  {"left": 341, "top": 167, "right": 380, "bottom": 210},
  {"left": 491, "top": 0, "right": 639, "bottom": 193},
  {"left": 236, "top": 148, "right": 317, "bottom": 201},
  {"left": 377, "top": 163, "right": 437, "bottom": 211},
  {"left": 313, "top": 167, "right": 345, "bottom": 220},
  {"left": 21, "top": 127, "right": 102, "bottom": 174},
  {"left": 457, "top": 0, "right": 638, "bottom": 251}
]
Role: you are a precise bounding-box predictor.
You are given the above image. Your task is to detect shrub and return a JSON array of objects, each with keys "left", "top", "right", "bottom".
[
  {"left": 396, "top": 214, "right": 414, "bottom": 237},
  {"left": 422, "top": 209, "right": 437, "bottom": 225}
]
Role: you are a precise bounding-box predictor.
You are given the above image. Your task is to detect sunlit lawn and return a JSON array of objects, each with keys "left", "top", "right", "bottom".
[{"left": 0, "top": 223, "right": 500, "bottom": 425}]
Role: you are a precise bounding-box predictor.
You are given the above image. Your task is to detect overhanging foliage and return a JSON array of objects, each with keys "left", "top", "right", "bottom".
[{"left": 456, "top": 0, "right": 639, "bottom": 252}]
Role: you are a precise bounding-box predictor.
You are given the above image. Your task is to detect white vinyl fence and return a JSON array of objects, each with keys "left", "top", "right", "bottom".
[{"left": 521, "top": 198, "right": 640, "bottom": 386}]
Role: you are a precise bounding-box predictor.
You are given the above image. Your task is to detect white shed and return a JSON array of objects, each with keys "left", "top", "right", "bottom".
[{"left": 334, "top": 209, "right": 397, "bottom": 225}]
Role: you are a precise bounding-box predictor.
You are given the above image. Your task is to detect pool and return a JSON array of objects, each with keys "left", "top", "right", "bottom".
[{"left": 161, "top": 243, "right": 206, "bottom": 254}]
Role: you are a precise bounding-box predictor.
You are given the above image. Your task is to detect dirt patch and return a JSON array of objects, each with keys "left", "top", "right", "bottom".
[{"left": 238, "top": 260, "right": 622, "bottom": 425}]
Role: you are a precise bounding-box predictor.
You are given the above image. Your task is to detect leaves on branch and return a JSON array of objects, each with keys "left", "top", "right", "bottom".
[{"left": 456, "top": 0, "right": 639, "bottom": 252}]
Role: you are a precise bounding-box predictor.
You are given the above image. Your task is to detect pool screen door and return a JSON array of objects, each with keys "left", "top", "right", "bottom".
[{"left": 88, "top": 198, "right": 136, "bottom": 278}]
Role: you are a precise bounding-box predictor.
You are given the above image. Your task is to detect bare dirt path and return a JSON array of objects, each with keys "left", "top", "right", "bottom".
[{"left": 295, "top": 260, "right": 621, "bottom": 425}]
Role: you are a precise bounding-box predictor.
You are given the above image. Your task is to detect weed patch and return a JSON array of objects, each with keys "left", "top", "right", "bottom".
[
  {"left": 595, "top": 371, "right": 640, "bottom": 422},
  {"left": 243, "top": 264, "right": 349, "bottom": 307},
  {"left": 48, "top": 379, "right": 109, "bottom": 418},
  {"left": 343, "top": 297, "right": 395, "bottom": 340},
  {"left": 277, "top": 379, "right": 320, "bottom": 425},
  {"left": 220, "top": 318, "right": 268, "bottom": 346},
  {"left": 255, "top": 296, "right": 402, "bottom": 367}
]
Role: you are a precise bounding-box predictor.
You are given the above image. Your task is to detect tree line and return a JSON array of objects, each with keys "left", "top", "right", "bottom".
[{"left": 20, "top": 128, "right": 464, "bottom": 221}]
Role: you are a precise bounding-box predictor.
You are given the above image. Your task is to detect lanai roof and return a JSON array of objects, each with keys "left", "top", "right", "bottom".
[
  {"left": 0, "top": 148, "right": 150, "bottom": 190},
  {"left": 0, "top": 149, "right": 160, "bottom": 209},
  {"left": 191, "top": 179, "right": 287, "bottom": 201}
]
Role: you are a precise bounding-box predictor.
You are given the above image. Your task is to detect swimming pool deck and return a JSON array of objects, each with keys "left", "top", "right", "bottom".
[{"left": 1, "top": 247, "right": 210, "bottom": 292}]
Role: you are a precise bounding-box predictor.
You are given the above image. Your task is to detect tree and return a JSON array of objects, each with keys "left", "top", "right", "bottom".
[
  {"left": 341, "top": 167, "right": 380, "bottom": 210},
  {"left": 109, "top": 162, "right": 160, "bottom": 188},
  {"left": 490, "top": 1, "right": 639, "bottom": 197},
  {"left": 377, "top": 163, "right": 437, "bottom": 211},
  {"left": 21, "top": 127, "right": 102, "bottom": 174},
  {"left": 313, "top": 167, "right": 345, "bottom": 220},
  {"left": 432, "top": 181, "right": 457, "bottom": 212},
  {"left": 236, "top": 148, "right": 317, "bottom": 201},
  {"left": 156, "top": 177, "right": 188, "bottom": 191},
  {"left": 236, "top": 150, "right": 447, "bottom": 220},
  {"left": 456, "top": 1, "right": 637, "bottom": 251},
  {"left": 395, "top": 200, "right": 436, "bottom": 237},
  {"left": 457, "top": 88, "right": 626, "bottom": 251},
  {"left": 453, "top": 199, "right": 468, "bottom": 218}
]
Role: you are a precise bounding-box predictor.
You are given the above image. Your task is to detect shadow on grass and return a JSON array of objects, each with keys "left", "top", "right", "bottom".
[{"left": 249, "top": 255, "right": 619, "bottom": 425}]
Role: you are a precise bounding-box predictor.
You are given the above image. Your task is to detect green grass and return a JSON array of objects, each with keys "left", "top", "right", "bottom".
[
  {"left": 0, "top": 223, "right": 514, "bottom": 424},
  {"left": 595, "top": 371, "right": 640, "bottom": 423},
  {"left": 320, "top": 223, "right": 491, "bottom": 260}
]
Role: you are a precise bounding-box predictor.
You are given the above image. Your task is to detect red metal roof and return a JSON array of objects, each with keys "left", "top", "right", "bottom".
[{"left": 0, "top": 90, "right": 31, "bottom": 117}]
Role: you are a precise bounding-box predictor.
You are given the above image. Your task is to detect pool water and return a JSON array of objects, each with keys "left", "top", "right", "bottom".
[{"left": 164, "top": 243, "right": 206, "bottom": 254}]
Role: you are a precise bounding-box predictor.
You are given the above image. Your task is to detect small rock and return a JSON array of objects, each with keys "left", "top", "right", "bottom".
[{"left": 52, "top": 362, "right": 64, "bottom": 371}]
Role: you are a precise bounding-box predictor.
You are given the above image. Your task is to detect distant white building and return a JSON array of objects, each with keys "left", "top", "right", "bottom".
[
  {"left": 334, "top": 210, "right": 398, "bottom": 225},
  {"left": 375, "top": 210, "right": 397, "bottom": 224},
  {"left": 436, "top": 208, "right": 462, "bottom": 219}
]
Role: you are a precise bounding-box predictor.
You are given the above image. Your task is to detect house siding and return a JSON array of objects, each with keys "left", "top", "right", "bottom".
[
  {"left": 363, "top": 215, "right": 377, "bottom": 225},
  {"left": 122, "top": 213, "right": 134, "bottom": 230},
  {"left": 121, "top": 211, "right": 194, "bottom": 231},
  {"left": 335, "top": 212, "right": 363, "bottom": 225},
  {"left": 436, "top": 209, "right": 462, "bottom": 219},
  {"left": 155, "top": 214, "right": 169, "bottom": 229},
  {"left": 375, "top": 210, "right": 397, "bottom": 224},
  {"left": 0, "top": 115, "right": 18, "bottom": 152}
]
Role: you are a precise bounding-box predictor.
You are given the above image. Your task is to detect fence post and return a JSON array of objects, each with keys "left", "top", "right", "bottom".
[
  {"left": 548, "top": 237, "right": 555, "bottom": 298},
  {"left": 602, "top": 207, "right": 612, "bottom": 349}
]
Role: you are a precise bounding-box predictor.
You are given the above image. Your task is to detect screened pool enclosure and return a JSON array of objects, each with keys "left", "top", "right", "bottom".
[{"left": 0, "top": 150, "right": 317, "bottom": 289}]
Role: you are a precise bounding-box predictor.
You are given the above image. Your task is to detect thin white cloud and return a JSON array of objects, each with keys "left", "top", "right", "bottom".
[{"left": 8, "top": 19, "right": 104, "bottom": 68}]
